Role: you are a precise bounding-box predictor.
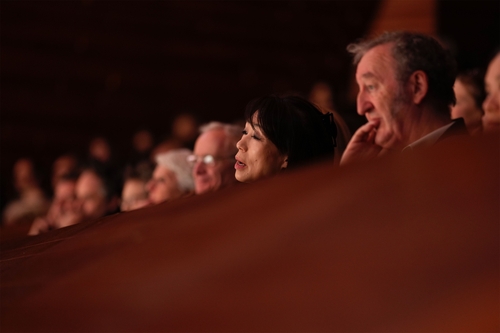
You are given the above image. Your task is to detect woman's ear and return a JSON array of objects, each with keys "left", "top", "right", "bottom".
[{"left": 281, "top": 157, "right": 288, "bottom": 169}]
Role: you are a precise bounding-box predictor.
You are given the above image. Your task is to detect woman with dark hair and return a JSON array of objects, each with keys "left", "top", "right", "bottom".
[
  {"left": 451, "top": 69, "right": 485, "bottom": 135},
  {"left": 234, "top": 95, "right": 337, "bottom": 183}
]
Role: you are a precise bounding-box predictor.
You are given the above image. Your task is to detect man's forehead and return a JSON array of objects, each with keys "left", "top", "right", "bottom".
[
  {"left": 194, "top": 129, "right": 227, "bottom": 154},
  {"left": 76, "top": 171, "right": 105, "bottom": 196},
  {"left": 357, "top": 43, "right": 395, "bottom": 78}
]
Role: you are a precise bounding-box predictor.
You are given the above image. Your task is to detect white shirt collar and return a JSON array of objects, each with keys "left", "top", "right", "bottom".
[{"left": 402, "top": 122, "right": 455, "bottom": 152}]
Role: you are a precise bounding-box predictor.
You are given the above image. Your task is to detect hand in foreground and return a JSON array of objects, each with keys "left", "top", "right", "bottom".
[
  {"left": 340, "top": 121, "right": 388, "bottom": 166},
  {"left": 28, "top": 216, "right": 52, "bottom": 236}
]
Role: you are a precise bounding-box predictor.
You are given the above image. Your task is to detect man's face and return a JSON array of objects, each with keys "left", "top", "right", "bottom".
[
  {"left": 355, "top": 43, "right": 412, "bottom": 149},
  {"left": 75, "top": 170, "right": 108, "bottom": 220},
  {"left": 192, "top": 129, "right": 237, "bottom": 194},
  {"left": 146, "top": 165, "right": 182, "bottom": 205},
  {"left": 482, "top": 54, "right": 500, "bottom": 133}
]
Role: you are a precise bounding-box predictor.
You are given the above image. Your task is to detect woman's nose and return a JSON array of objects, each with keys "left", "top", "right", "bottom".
[
  {"left": 483, "top": 92, "right": 499, "bottom": 114},
  {"left": 236, "top": 137, "right": 245, "bottom": 151}
]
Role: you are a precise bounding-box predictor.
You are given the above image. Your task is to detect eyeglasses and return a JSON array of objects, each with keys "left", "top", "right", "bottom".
[{"left": 187, "top": 154, "right": 234, "bottom": 166}]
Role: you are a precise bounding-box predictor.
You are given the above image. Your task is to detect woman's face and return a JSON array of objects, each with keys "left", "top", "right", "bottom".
[
  {"left": 234, "top": 113, "right": 288, "bottom": 183},
  {"left": 451, "top": 79, "right": 483, "bottom": 133}
]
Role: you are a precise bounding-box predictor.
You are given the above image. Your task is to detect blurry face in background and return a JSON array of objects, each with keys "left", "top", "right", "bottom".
[
  {"left": 89, "top": 137, "right": 111, "bottom": 163},
  {"left": 121, "top": 178, "right": 149, "bottom": 211},
  {"left": 13, "top": 158, "right": 38, "bottom": 192},
  {"left": 51, "top": 155, "right": 78, "bottom": 189},
  {"left": 47, "top": 179, "right": 76, "bottom": 221},
  {"left": 146, "top": 165, "right": 183, "bottom": 204},
  {"left": 483, "top": 54, "right": 500, "bottom": 133},
  {"left": 451, "top": 79, "right": 483, "bottom": 134},
  {"left": 75, "top": 170, "right": 109, "bottom": 220},
  {"left": 192, "top": 129, "right": 236, "bottom": 194}
]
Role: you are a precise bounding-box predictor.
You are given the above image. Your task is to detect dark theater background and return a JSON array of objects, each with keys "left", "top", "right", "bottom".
[{"left": 1, "top": 0, "right": 499, "bottom": 206}]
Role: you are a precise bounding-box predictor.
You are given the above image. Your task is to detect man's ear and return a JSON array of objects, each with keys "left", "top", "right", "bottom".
[
  {"left": 281, "top": 157, "right": 288, "bottom": 169},
  {"left": 408, "top": 70, "right": 428, "bottom": 105}
]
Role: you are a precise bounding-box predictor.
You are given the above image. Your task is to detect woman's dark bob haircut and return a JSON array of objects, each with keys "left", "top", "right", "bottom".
[{"left": 244, "top": 94, "right": 337, "bottom": 169}]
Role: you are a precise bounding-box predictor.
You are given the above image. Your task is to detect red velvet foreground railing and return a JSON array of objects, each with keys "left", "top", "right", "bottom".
[{"left": 1, "top": 134, "right": 498, "bottom": 332}]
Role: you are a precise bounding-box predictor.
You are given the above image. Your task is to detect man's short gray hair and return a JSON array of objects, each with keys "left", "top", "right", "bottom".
[
  {"left": 199, "top": 121, "right": 243, "bottom": 154},
  {"left": 155, "top": 149, "right": 194, "bottom": 192},
  {"left": 347, "top": 31, "right": 457, "bottom": 113}
]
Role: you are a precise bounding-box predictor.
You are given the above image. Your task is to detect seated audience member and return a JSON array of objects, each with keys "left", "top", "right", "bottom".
[
  {"left": 28, "top": 173, "right": 78, "bottom": 236},
  {"left": 341, "top": 31, "right": 465, "bottom": 165},
  {"left": 51, "top": 154, "right": 80, "bottom": 190},
  {"left": 171, "top": 112, "right": 200, "bottom": 149},
  {"left": 482, "top": 51, "right": 500, "bottom": 133},
  {"left": 121, "top": 176, "right": 149, "bottom": 212},
  {"left": 189, "top": 122, "right": 243, "bottom": 195},
  {"left": 235, "top": 95, "right": 337, "bottom": 183},
  {"left": 451, "top": 69, "right": 485, "bottom": 135},
  {"left": 146, "top": 149, "right": 194, "bottom": 205},
  {"left": 2, "top": 158, "right": 50, "bottom": 226},
  {"left": 89, "top": 137, "right": 111, "bottom": 162},
  {"left": 48, "top": 163, "right": 120, "bottom": 231}
]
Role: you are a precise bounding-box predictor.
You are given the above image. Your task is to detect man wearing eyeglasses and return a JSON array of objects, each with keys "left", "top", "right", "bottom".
[{"left": 189, "top": 122, "right": 243, "bottom": 195}]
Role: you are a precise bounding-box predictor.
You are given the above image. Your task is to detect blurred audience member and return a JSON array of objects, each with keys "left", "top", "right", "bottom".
[
  {"left": 39, "top": 163, "right": 121, "bottom": 231},
  {"left": 89, "top": 136, "right": 112, "bottom": 164},
  {"left": 133, "top": 129, "right": 154, "bottom": 155},
  {"left": 146, "top": 149, "right": 194, "bottom": 205},
  {"left": 121, "top": 177, "right": 149, "bottom": 212},
  {"left": 308, "top": 81, "right": 336, "bottom": 113},
  {"left": 125, "top": 129, "right": 155, "bottom": 182},
  {"left": 189, "top": 122, "right": 242, "bottom": 195},
  {"left": 150, "top": 140, "right": 183, "bottom": 164},
  {"left": 28, "top": 173, "right": 78, "bottom": 236},
  {"left": 171, "top": 112, "right": 199, "bottom": 149},
  {"left": 308, "top": 81, "right": 352, "bottom": 164},
  {"left": 483, "top": 51, "right": 500, "bottom": 133},
  {"left": 451, "top": 69, "right": 485, "bottom": 135},
  {"left": 149, "top": 113, "right": 199, "bottom": 161},
  {"left": 51, "top": 154, "right": 80, "bottom": 190},
  {"left": 2, "top": 158, "right": 50, "bottom": 226}
]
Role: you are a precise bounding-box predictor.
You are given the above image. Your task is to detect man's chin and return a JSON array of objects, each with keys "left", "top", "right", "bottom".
[
  {"left": 195, "top": 183, "right": 212, "bottom": 195},
  {"left": 483, "top": 118, "right": 500, "bottom": 133}
]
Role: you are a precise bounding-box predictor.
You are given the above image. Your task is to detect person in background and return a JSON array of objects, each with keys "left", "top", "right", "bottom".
[
  {"left": 451, "top": 69, "right": 485, "bottom": 135},
  {"left": 146, "top": 149, "right": 194, "bottom": 205},
  {"left": 59, "top": 163, "right": 120, "bottom": 229},
  {"left": 235, "top": 95, "right": 337, "bottom": 183},
  {"left": 121, "top": 176, "right": 149, "bottom": 212},
  {"left": 51, "top": 153, "right": 80, "bottom": 190},
  {"left": 482, "top": 50, "right": 500, "bottom": 133},
  {"left": 189, "top": 122, "right": 242, "bottom": 195},
  {"left": 341, "top": 31, "right": 465, "bottom": 165},
  {"left": 28, "top": 173, "right": 78, "bottom": 235},
  {"left": 2, "top": 158, "right": 50, "bottom": 226},
  {"left": 88, "top": 136, "right": 112, "bottom": 165}
]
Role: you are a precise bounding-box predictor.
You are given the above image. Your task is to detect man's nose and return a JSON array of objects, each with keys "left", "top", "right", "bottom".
[
  {"left": 357, "top": 91, "right": 373, "bottom": 116},
  {"left": 194, "top": 161, "right": 206, "bottom": 175}
]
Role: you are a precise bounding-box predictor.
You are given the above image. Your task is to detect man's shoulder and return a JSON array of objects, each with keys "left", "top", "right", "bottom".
[{"left": 438, "top": 118, "right": 468, "bottom": 143}]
